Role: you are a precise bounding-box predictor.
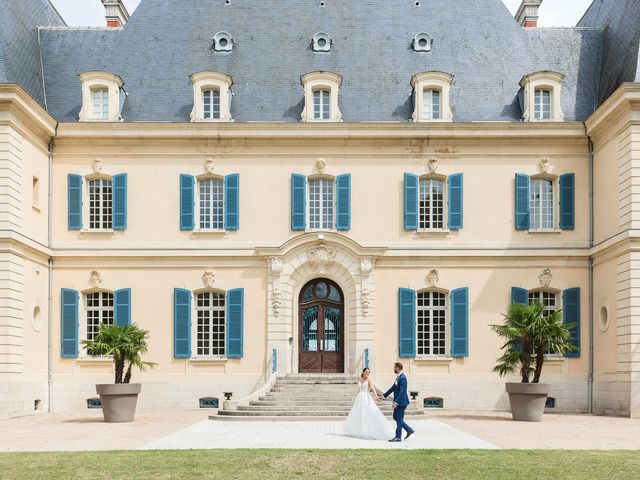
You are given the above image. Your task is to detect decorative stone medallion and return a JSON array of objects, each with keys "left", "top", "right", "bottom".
[
  {"left": 315, "top": 157, "right": 327, "bottom": 174},
  {"left": 426, "top": 269, "right": 439, "bottom": 287},
  {"left": 307, "top": 243, "right": 336, "bottom": 273},
  {"left": 205, "top": 157, "right": 216, "bottom": 174},
  {"left": 427, "top": 157, "right": 438, "bottom": 174},
  {"left": 539, "top": 268, "right": 552, "bottom": 288},
  {"left": 269, "top": 257, "right": 284, "bottom": 276},
  {"left": 93, "top": 157, "right": 103, "bottom": 173},
  {"left": 89, "top": 270, "right": 103, "bottom": 288},
  {"left": 202, "top": 271, "right": 216, "bottom": 289},
  {"left": 538, "top": 156, "right": 550, "bottom": 174},
  {"left": 360, "top": 257, "right": 374, "bottom": 275}
]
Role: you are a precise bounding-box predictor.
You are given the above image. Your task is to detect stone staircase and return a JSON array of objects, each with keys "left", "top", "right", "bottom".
[{"left": 213, "top": 374, "right": 425, "bottom": 421}]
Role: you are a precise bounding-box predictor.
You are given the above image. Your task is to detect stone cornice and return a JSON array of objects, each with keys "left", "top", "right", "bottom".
[
  {"left": 585, "top": 83, "right": 640, "bottom": 143},
  {"left": 0, "top": 84, "right": 57, "bottom": 146},
  {"left": 54, "top": 121, "right": 587, "bottom": 144}
]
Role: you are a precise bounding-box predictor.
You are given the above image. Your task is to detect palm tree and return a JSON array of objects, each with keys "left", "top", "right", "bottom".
[
  {"left": 82, "top": 323, "right": 156, "bottom": 384},
  {"left": 491, "top": 301, "right": 577, "bottom": 383}
]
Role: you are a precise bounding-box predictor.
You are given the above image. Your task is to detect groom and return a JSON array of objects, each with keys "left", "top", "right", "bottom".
[{"left": 380, "top": 362, "right": 415, "bottom": 442}]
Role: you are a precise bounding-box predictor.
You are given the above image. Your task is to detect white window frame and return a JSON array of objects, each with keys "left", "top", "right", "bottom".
[
  {"left": 411, "top": 71, "right": 454, "bottom": 123},
  {"left": 192, "top": 289, "right": 227, "bottom": 359},
  {"left": 519, "top": 71, "right": 565, "bottom": 122},
  {"left": 418, "top": 174, "right": 447, "bottom": 232},
  {"left": 79, "top": 289, "right": 114, "bottom": 358},
  {"left": 84, "top": 174, "right": 114, "bottom": 232},
  {"left": 313, "top": 89, "right": 331, "bottom": 120},
  {"left": 79, "top": 71, "right": 124, "bottom": 122},
  {"left": 202, "top": 89, "right": 221, "bottom": 120},
  {"left": 528, "top": 288, "right": 563, "bottom": 357},
  {"left": 190, "top": 71, "right": 233, "bottom": 122},
  {"left": 529, "top": 173, "right": 559, "bottom": 232},
  {"left": 307, "top": 175, "right": 336, "bottom": 231},
  {"left": 534, "top": 89, "right": 551, "bottom": 120},
  {"left": 422, "top": 89, "right": 441, "bottom": 120},
  {"left": 300, "top": 71, "right": 343, "bottom": 122},
  {"left": 416, "top": 289, "right": 449, "bottom": 358},
  {"left": 197, "top": 175, "right": 225, "bottom": 231}
]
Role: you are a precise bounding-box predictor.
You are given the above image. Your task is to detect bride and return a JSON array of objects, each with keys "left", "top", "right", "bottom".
[{"left": 344, "top": 368, "right": 395, "bottom": 440}]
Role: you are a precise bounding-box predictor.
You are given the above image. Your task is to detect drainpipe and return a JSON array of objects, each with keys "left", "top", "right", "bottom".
[
  {"left": 588, "top": 137, "right": 594, "bottom": 414},
  {"left": 47, "top": 126, "right": 56, "bottom": 413}
]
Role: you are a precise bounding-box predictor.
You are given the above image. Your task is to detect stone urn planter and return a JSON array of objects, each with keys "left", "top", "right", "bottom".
[
  {"left": 96, "top": 383, "right": 142, "bottom": 423},
  {"left": 505, "top": 382, "right": 550, "bottom": 422},
  {"left": 82, "top": 323, "right": 155, "bottom": 424}
]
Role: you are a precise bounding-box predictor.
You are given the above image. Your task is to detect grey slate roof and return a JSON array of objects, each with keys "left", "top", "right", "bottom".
[
  {"left": 0, "top": 0, "right": 64, "bottom": 107},
  {"left": 34, "top": 0, "right": 601, "bottom": 122},
  {"left": 578, "top": 0, "right": 640, "bottom": 104}
]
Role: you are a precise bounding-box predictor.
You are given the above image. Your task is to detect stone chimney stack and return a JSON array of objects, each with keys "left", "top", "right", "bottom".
[
  {"left": 101, "top": 0, "right": 130, "bottom": 28},
  {"left": 515, "top": 0, "right": 543, "bottom": 28}
]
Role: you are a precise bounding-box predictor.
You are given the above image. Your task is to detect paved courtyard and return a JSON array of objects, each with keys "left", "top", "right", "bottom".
[{"left": 1, "top": 410, "right": 639, "bottom": 452}]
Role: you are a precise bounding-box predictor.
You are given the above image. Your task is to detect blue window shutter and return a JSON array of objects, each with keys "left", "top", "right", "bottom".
[
  {"left": 67, "top": 174, "right": 83, "bottom": 230},
  {"left": 291, "top": 174, "right": 307, "bottom": 231},
  {"left": 336, "top": 174, "right": 351, "bottom": 230},
  {"left": 559, "top": 173, "right": 575, "bottom": 230},
  {"left": 404, "top": 173, "right": 418, "bottom": 230},
  {"left": 451, "top": 288, "right": 469, "bottom": 357},
  {"left": 514, "top": 173, "right": 530, "bottom": 231},
  {"left": 563, "top": 288, "right": 581, "bottom": 358},
  {"left": 398, "top": 288, "right": 416, "bottom": 358},
  {"left": 224, "top": 173, "right": 240, "bottom": 230},
  {"left": 114, "top": 288, "right": 131, "bottom": 327},
  {"left": 511, "top": 287, "right": 528, "bottom": 305},
  {"left": 174, "top": 288, "right": 191, "bottom": 358},
  {"left": 226, "top": 288, "right": 244, "bottom": 358},
  {"left": 448, "top": 173, "right": 463, "bottom": 230},
  {"left": 179, "top": 175, "right": 195, "bottom": 231},
  {"left": 61, "top": 288, "right": 79, "bottom": 358},
  {"left": 113, "top": 173, "right": 127, "bottom": 230}
]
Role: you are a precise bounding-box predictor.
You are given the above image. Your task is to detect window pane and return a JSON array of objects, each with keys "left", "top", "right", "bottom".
[
  {"left": 308, "top": 178, "right": 334, "bottom": 229},
  {"left": 89, "top": 178, "right": 113, "bottom": 229},
  {"left": 196, "top": 292, "right": 226, "bottom": 356},
  {"left": 199, "top": 178, "right": 224, "bottom": 230},
  {"left": 530, "top": 179, "right": 554, "bottom": 229},
  {"left": 92, "top": 89, "right": 109, "bottom": 120},
  {"left": 417, "top": 291, "right": 447, "bottom": 356},
  {"left": 419, "top": 178, "right": 444, "bottom": 229},
  {"left": 313, "top": 90, "right": 330, "bottom": 120},
  {"left": 535, "top": 89, "right": 551, "bottom": 120},
  {"left": 423, "top": 89, "right": 440, "bottom": 120},
  {"left": 203, "top": 89, "right": 220, "bottom": 119},
  {"left": 86, "top": 292, "right": 114, "bottom": 346}
]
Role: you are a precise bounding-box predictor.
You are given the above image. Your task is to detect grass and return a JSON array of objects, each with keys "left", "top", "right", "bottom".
[{"left": 1, "top": 450, "right": 638, "bottom": 480}]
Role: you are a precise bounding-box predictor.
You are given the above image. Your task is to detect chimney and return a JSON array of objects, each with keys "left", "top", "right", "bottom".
[
  {"left": 101, "top": 0, "right": 130, "bottom": 28},
  {"left": 515, "top": 0, "right": 542, "bottom": 28}
]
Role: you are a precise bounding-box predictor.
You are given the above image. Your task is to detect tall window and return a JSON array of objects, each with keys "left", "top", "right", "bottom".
[
  {"left": 417, "top": 291, "right": 447, "bottom": 356},
  {"left": 313, "top": 89, "right": 330, "bottom": 120},
  {"left": 534, "top": 89, "right": 551, "bottom": 120},
  {"left": 196, "top": 292, "right": 226, "bottom": 356},
  {"left": 199, "top": 178, "right": 224, "bottom": 230},
  {"left": 91, "top": 89, "right": 109, "bottom": 120},
  {"left": 419, "top": 178, "right": 444, "bottom": 230},
  {"left": 308, "top": 178, "right": 334, "bottom": 230},
  {"left": 89, "top": 178, "right": 113, "bottom": 230},
  {"left": 422, "top": 89, "right": 441, "bottom": 120},
  {"left": 530, "top": 178, "right": 554, "bottom": 229},
  {"left": 86, "top": 291, "right": 114, "bottom": 342},
  {"left": 528, "top": 290, "right": 558, "bottom": 355},
  {"left": 203, "top": 89, "right": 221, "bottom": 119}
]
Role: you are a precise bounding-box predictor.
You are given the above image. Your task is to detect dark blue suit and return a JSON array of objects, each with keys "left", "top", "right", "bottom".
[{"left": 384, "top": 372, "right": 414, "bottom": 439}]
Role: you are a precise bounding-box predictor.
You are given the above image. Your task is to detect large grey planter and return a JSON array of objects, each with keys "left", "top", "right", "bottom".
[
  {"left": 505, "top": 382, "right": 550, "bottom": 422},
  {"left": 96, "top": 383, "right": 141, "bottom": 423}
]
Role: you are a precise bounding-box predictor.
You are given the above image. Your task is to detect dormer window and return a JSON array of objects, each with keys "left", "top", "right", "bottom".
[
  {"left": 190, "top": 71, "right": 233, "bottom": 122},
  {"left": 411, "top": 71, "right": 453, "bottom": 123},
  {"left": 301, "top": 71, "right": 342, "bottom": 122},
  {"left": 519, "top": 71, "right": 565, "bottom": 122},
  {"left": 79, "top": 71, "right": 125, "bottom": 122}
]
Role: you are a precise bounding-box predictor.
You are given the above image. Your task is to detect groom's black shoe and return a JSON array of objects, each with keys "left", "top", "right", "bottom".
[
  {"left": 405, "top": 430, "right": 415, "bottom": 440},
  {"left": 388, "top": 437, "right": 402, "bottom": 443}
]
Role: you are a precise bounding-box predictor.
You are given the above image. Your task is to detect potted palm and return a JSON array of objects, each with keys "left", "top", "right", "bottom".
[
  {"left": 83, "top": 323, "right": 155, "bottom": 423},
  {"left": 491, "top": 301, "right": 577, "bottom": 422}
]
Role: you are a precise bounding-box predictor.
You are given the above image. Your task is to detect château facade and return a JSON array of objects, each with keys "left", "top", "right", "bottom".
[{"left": 1, "top": 0, "right": 640, "bottom": 418}]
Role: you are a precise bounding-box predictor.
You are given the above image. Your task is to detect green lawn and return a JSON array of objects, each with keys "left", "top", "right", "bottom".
[{"left": 1, "top": 450, "right": 637, "bottom": 479}]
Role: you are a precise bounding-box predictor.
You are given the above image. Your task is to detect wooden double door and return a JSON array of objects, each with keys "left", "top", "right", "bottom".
[{"left": 298, "top": 279, "right": 344, "bottom": 373}]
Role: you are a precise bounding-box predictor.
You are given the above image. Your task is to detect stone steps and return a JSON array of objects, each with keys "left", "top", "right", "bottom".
[{"left": 213, "top": 374, "right": 423, "bottom": 421}]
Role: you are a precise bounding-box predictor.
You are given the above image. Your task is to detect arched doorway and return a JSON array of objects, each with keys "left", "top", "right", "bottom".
[{"left": 298, "top": 278, "right": 345, "bottom": 373}]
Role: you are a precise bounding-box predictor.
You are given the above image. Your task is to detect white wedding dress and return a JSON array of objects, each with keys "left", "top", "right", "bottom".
[{"left": 344, "top": 381, "right": 395, "bottom": 440}]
